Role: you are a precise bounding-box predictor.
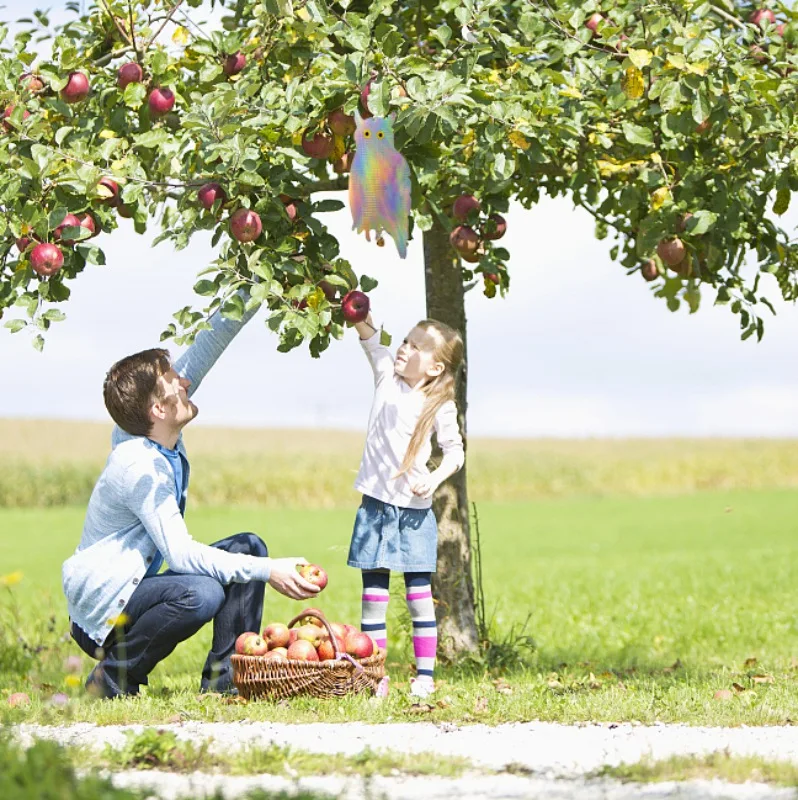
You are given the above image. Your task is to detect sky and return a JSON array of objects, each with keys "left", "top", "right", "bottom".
[{"left": 1, "top": 1, "right": 798, "bottom": 438}]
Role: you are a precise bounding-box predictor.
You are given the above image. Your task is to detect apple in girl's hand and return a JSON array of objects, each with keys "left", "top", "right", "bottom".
[
  {"left": 298, "top": 564, "right": 328, "bottom": 590},
  {"left": 340, "top": 290, "right": 370, "bottom": 324},
  {"left": 235, "top": 631, "right": 258, "bottom": 655},
  {"left": 262, "top": 622, "right": 290, "bottom": 649},
  {"left": 287, "top": 640, "right": 319, "bottom": 661}
]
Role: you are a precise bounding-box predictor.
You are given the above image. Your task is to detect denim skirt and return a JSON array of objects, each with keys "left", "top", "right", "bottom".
[{"left": 347, "top": 495, "right": 438, "bottom": 572}]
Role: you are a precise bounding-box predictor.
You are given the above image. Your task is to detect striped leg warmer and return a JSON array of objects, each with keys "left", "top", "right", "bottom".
[
  {"left": 404, "top": 572, "right": 437, "bottom": 680},
  {"left": 360, "top": 570, "right": 390, "bottom": 651}
]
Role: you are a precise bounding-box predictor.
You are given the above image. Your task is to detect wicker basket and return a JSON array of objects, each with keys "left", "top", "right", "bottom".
[{"left": 231, "top": 610, "right": 386, "bottom": 700}]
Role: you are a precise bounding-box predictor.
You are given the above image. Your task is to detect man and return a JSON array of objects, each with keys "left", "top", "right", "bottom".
[{"left": 62, "top": 296, "right": 319, "bottom": 698}]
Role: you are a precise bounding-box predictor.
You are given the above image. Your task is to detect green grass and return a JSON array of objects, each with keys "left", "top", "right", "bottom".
[
  {"left": 596, "top": 752, "right": 798, "bottom": 786},
  {"left": 72, "top": 727, "right": 472, "bottom": 777},
  {"left": 4, "top": 489, "right": 798, "bottom": 726}
]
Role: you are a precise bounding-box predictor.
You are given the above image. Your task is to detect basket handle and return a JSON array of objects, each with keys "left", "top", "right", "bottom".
[{"left": 288, "top": 609, "right": 345, "bottom": 661}]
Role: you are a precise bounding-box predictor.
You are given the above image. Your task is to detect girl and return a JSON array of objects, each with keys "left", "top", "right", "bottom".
[{"left": 348, "top": 309, "right": 465, "bottom": 698}]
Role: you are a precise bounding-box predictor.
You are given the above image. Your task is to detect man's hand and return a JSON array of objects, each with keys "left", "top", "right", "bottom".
[
  {"left": 410, "top": 475, "right": 440, "bottom": 500},
  {"left": 267, "top": 557, "right": 321, "bottom": 600}
]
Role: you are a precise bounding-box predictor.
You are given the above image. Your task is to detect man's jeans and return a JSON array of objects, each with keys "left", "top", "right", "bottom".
[{"left": 70, "top": 532, "right": 268, "bottom": 698}]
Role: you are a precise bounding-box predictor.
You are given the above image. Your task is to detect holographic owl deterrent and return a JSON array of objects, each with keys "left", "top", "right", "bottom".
[{"left": 349, "top": 111, "right": 411, "bottom": 259}]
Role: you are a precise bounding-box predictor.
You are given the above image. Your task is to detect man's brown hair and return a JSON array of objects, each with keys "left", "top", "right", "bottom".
[{"left": 103, "top": 348, "right": 172, "bottom": 436}]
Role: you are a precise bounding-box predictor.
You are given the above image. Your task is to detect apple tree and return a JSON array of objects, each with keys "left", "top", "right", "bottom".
[{"left": 1, "top": 0, "right": 797, "bottom": 658}]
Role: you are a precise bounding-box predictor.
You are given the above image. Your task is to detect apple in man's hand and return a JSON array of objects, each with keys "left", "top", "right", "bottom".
[{"left": 298, "top": 564, "right": 328, "bottom": 590}]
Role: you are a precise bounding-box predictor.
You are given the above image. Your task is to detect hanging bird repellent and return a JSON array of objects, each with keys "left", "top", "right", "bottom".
[{"left": 349, "top": 112, "right": 411, "bottom": 259}]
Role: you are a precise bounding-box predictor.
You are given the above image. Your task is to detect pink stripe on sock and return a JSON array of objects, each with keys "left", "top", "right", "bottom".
[
  {"left": 375, "top": 637, "right": 387, "bottom": 649},
  {"left": 412, "top": 636, "right": 437, "bottom": 659},
  {"left": 362, "top": 594, "right": 390, "bottom": 602},
  {"left": 406, "top": 591, "right": 433, "bottom": 601}
]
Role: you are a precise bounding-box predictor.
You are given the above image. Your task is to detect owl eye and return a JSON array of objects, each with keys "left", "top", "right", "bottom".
[
  {"left": 363, "top": 130, "right": 371, "bottom": 138},
  {"left": 377, "top": 131, "right": 385, "bottom": 139}
]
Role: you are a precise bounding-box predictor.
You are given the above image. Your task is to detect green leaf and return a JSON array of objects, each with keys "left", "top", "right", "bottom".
[
  {"left": 685, "top": 210, "right": 718, "bottom": 235},
  {"left": 194, "top": 279, "right": 217, "bottom": 296},
  {"left": 628, "top": 48, "right": 653, "bottom": 69},
  {"left": 621, "top": 122, "right": 654, "bottom": 146},
  {"left": 42, "top": 309, "right": 66, "bottom": 322},
  {"left": 123, "top": 82, "right": 146, "bottom": 109},
  {"left": 133, "top": 129, "right": 169, "bottom": 148},
  {"left": 433, "top": 24, "right": 452, "bottom": 47},
  {"left": 773, "top": 186, "right": 790, "bottom": 216},
  {"left": 360, "top": 274, "right": 378, "bottom": 292},
  {"left": 4, "top": 319, "right": 26, "bottom": 333},
  {"left": 691, "top": 89, "right": 710, "bottom": 124},
  {"left": 32, "top": 334, "right": 44, "bottom": 352},
  {"left": 380, "top": 328, "right": 392, "bottom": 346},
  {"left": 658, "top": 82, "right": 683, "bottom": 112},
  {"left": 314, "top": 199, "right": 344, "bottom": 212},
  {"left": 221, "top": 293, "right": 245, "bottom": 321}
]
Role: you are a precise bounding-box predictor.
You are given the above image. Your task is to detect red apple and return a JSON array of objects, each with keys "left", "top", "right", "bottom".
[
  {"left": 242, "top": 633, "right": 269, "bottom": 656},
  {"left": 329, "top": 622, "right": 348, "bottom": 642},
  {"left": 235, "top": 631, "right": 259, "bottom": 655},
  {"left": 301, "top": 130, "right": 334, "bottom": 159},
  {"left": 117, "top": 203, "right": 134, "bottom": 219},
  {"left": 223, "top": 52, "right": 246, "bottom": 77},
  {"left": 295, "top": 623, "right": 324, "bottom": 648},
  {"left": 117, "top": 62, "right": 143, "bottom": 90},
  {"left": 328, "top": 108, "right": 356, "bottom": 137},
  {"left": 270, "top": 646, "right": 288, "bottom": 658},
  {"left": 20, "top": 73, "right": 43, "bottom": 93},
  {"left": 317, "top": 637, "right": 345, "bottom": 661},
  {"left": 263, "top": 622, "right": 291, "bottom": 650},
  {"left": 148, "top": 87, "right": 175, "bottom": 117},
  {"left": 298, "top": 563, "right": 328, "bottom": 590},
  {"left": 30, "top": 243, "right": 63, "bottom": 277},
  {"left": 97, "top": 177, "right": 120, "bottom": 206},
  {"left": 229, "top": 208, "right": 262, "bottom": 242},
  {"left": 656, "top": 237, "right": 686, "bottom": 267},
  {"left": 61, "top": 71, "right": 89, "bottom": 104},
  {"left": 341, "top": 290, "right": 369, "bottom": 323},
  {"left": 450, "top": 225, "right": 480, "bottom": 256},
  {"left": 641, "top": 259, "right": 659, "bottom": 282},
  {"left": 54, "top": 213, "right": 82, "bottom": 245},
  {"left": 3, "top": 105, "right": 30, "bottom": 131},
  {"left": 452, "top": 194, "right": 480, "bottom": 221},
  {"left": 345, "top": 631, "right": 375, "bottom": 659},
  {"left": 482, "top": 213, "right": 507, "bottom": 240},
  {"left": 296, "top": 607, "right": 326, "bottom": 627},
  {"left": 484, "top": 272, "right": 499, "bottom": 284},
  {"left": 750, "top": 8, "right": 777, "bottom": 27},
  {"left": 16, "top": 237, "right": 32, "bottom": 252},
  {"left": 7, "top": 692, "right": 30, "bottom": 707},
  {"left": 287, "top": 639, "right": 319, "bottom": 661},
  {"left": 696, "top": 119, "right": 711, "bottom": 134},
  {"left": 585, "top": 13, "right": 603, "bottom": 36},
  {"left": 319, "top": 280, "right": 337, "bottom": 302},
  {"left": 79, "top": 213, "right": 98, "bottom": 238},
  {"left": 342, "top": 623, "right": 358, "bottom": 639},
  {"left": 283, "top": 200, "right": 299, "bottom": 223},
  {"left": 333, "top": 151, "right": 353, "bottom": 174},
  {"left": 198, "top": 182, "right": 227, "bottom": 211},
  {"left": 360, "top": 79, "right": 373, "bottom": 118},
  {"left": 288, "top": 629, "right": 299, "bottom": 645}
]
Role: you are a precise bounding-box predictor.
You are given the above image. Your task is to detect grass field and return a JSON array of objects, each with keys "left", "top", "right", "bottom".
[
  {"left": 4, "top": 419, "right": 798, "bottom": 507},
  {"left": 3, "top": 487, "right": 798, "bottom": 727}
]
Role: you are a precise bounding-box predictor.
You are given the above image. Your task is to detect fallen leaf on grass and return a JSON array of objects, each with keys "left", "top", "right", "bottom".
[
  {"left": 751, "top": 674, "right": 774, "bottom": 685},
  {"left": 493, "top": 679, "right": 513, "bottom": 695},
  {"left": 663, "top": 659, "right": 682, "bottom": 674},
  {"left": 732, "top": 682, "right": 746, "bottom": 693},
  {"left": 588, "top": 672, "right": 602, "bottom": 690},
  {"left": 744, "top": 657, "right": 758, "bottom": 668},
  {"left": 714, "top": 689, "right": 734, "bottom": 701},
  {"left": 436, "top": 699, "right": 450, "bottom": 709},
  {"left": 473, "top": 696, "right": 489, "bottom": 714},
  {"left": 408, "top": 703, "right": 434, "bottom": 715}
]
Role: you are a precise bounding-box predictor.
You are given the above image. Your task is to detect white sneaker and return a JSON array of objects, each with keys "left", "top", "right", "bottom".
[{"left": 409, "top": 677, "right": 435, "bottom": 698}]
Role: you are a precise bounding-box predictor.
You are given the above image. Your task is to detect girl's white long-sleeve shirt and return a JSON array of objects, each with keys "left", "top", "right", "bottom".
[{"left": 354, "top": 331, "right": 465, "bottom": 509}]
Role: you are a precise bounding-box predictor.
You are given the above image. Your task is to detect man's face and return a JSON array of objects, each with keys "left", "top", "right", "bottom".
[{"left": 153, "top": 368, "right": 197, "bottom": 431}]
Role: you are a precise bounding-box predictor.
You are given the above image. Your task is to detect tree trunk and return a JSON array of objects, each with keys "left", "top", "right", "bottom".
[{"left": 422, "top": 216, "right": 479, "bottom": 661}]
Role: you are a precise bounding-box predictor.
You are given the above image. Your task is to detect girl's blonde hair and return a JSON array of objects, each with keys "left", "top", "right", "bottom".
[{"left": 398, "top": 319, "right": 465, "bottom": 477}]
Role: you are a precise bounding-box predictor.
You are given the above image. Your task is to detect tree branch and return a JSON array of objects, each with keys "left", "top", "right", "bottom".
[
  {"left": 93, "top": 45, "right": 134, "bottom": 67},
  {"left": 143, "top": 0, "right": 186, "bottom": 51},
  {"left": 127, "top": 0, "right": 141, "bottom": 62},
  {"left": 709, "top": 4, "right": 747, "bottom": 30},
  {"left": 98, "top": 0, "right": 132, "bottom": 45},
  {"left": 298, "top": 177, "right": 349, "bottom": 195}
]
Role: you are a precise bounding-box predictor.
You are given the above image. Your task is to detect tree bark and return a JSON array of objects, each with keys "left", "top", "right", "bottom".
[{"left": 422, "top": 216, "right": 479, "bottom": 661}]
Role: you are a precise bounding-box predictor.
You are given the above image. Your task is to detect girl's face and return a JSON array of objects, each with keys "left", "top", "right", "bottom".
[{"left": 395, "top": 326, "right": 444, "bottom": 387}]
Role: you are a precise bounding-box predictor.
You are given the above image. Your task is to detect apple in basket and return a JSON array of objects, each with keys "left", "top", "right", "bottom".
[
  {"left": 262, "top": 622, "right": 291, "bottom": 649},
  {"left": 235, "top": 631, "right": 259, "bottom": 655},
  {"left": 262, "top": 648, "right": 287, "bottom": 662},
  {"left": 288, "top": 629, "right": 299, "bottom": 645},
  {"left": 329, "top": 622, "right": 348, "bottom": 641},
  {"left": 287, "top": 640, "right": 319, "bottom": 661},
  {"left": 296, "top": 624, "right": 324, "bottom": 648},
  {"left": 243, "top": 634, "right": 269, "bottom": 656},
  {"left": 317, "top": 637, "right": 345, "bottom": 661},
  {"left": 345, "top": 631, "right": 375, "bottom": 659},
  {"left": 296, "top": 607, "right": 325, "bottom": 627}
]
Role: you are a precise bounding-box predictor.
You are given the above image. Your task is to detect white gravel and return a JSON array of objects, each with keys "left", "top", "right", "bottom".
[{"left": 15, "top": 721, "right": 798, "bottom": 799}]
